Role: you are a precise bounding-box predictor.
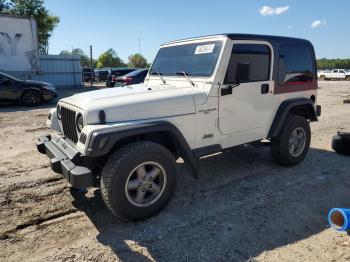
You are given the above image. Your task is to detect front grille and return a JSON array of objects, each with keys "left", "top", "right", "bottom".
[{"left": 61, "top": 106, "right": 78, "bottom": 143}]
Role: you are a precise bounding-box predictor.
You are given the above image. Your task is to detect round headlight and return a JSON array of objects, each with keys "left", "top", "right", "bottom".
[
  {"left": 57, "top": 105, "right": 61, "bottom": 120},
  {"left": 76, "top": 114, "right": 84, "bottom": 132}
]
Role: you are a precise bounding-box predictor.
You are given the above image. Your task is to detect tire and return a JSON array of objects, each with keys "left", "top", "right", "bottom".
[
  {"left": 332, "top": 135, "right": 350, "bottom": 156},
  {"left": 346, "top": 76, "right": 350, "bottom": 81},
  {"left": 271, "top": 115, "right": 311, "bottom": 166},
  {"left": 21, "top": 90, "right": 42, "bottom": 106},
  {"left": 320, "top": 75, "right": 325, "bottom": 81},
  {"left": 101, "top": 141, "right": 177, "bottom": 221}
]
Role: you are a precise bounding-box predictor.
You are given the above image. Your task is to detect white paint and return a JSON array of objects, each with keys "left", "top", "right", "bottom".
[
  {"left": 51, "top": 35, "right": 318, "bottom": 156},
  {"left": 0, "top": 15, "right": 39, "bottom": 71}
]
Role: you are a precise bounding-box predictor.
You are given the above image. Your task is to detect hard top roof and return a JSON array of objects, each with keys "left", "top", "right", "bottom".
[{"left": 163, "top": 33, "right": 310, "bottom": 46}]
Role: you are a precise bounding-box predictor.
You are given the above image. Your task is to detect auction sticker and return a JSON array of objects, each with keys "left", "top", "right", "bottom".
[{"left": 194, "top": 44, "right": 215, "bottom": 55}]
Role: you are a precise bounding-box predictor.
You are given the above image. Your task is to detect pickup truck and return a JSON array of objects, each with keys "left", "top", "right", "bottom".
[{"left": 318, "top": 69, "right": 350, "bottom": 81}]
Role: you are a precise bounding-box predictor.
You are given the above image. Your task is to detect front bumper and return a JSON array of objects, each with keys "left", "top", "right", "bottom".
[{"left": 36, "top": 134, "right": 93, "bottom": 188}]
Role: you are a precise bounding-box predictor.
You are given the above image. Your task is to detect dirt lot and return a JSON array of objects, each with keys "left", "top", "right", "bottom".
[{"left": 0, "top": 82, "right": 350, "bottom": 262}]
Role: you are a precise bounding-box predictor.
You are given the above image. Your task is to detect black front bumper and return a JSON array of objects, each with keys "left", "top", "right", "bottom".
[{"left": 36, "top": 134, "right": 93, "bottom": 188}]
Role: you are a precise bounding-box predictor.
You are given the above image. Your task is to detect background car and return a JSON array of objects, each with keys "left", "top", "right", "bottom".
[
  {"left": 82, "top": 68, "right": 96, "bottom": 82},
  {"left": 0, "top": 72, "right": 57, "bottom": 106},
  {"left": 94, "top": 69, "right": 109, "bottom": 82},
  {"left": 114, "top": 69, "right": 149, "bottom": 86},
  {"left": 106, "top": 68, "right": 137, "bottom": 87}
]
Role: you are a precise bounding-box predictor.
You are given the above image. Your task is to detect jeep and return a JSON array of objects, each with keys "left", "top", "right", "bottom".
[{"left": 37, "top": 34, "right": 321, "bottom": 221}]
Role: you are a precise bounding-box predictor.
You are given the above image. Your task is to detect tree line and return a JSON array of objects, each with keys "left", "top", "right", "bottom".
[
  {"left": 59, "top": 48, "right": 150, "bottom": 69},
  {"left": 317, "top": 59, "right": 350, "bottom": 70}
]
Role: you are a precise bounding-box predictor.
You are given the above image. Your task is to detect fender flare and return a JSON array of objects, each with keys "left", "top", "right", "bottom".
[
  {"left": 86, "top": 121, "right": 199, "bottom": 178},
  {"left": 268, "top": 98, "right": 317, "bottom": 138}
]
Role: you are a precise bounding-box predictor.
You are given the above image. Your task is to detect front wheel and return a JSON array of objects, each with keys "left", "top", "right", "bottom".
[
  {"left": 22, "top": 90, "right": 42, "bottom": 106},
  {"left": 101, "top": 141, "right": 177, "bottom": 221},
  {"left": 271, "top": 115, "right": 311, "bottom": 166}
]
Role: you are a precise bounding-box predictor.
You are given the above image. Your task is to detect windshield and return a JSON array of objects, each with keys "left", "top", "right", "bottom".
[
  {"left": 0, "top": 72, "right": 22, "bottom": 81},
  {"left": 150, "top": 41, "right": 222, "bottom": 77}
]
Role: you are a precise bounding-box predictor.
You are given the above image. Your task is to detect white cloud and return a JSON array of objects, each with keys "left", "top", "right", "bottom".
[
  {"left": 311, "top": 20, "right": 327, "bottom": 28},
  {"left": 259, "top": 5, "right": 290, "bottom": 16}
]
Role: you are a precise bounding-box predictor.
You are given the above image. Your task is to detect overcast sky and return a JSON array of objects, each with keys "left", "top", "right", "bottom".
[{"left": 45, "top": 0, "right": 349, "bottom": 62}]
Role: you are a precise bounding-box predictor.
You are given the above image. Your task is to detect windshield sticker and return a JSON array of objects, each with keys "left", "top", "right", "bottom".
[{"left": 194, "top": 44, "right": 215, "bottom": 55}]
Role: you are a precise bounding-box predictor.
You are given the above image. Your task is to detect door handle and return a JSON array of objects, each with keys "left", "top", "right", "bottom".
[{"left": 261, "top": 84, "right": 269, "bottom": 94}]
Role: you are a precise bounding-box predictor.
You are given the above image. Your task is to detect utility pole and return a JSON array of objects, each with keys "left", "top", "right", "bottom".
[
  {"left": 138, "top": 37, "right": 142, "bottom": 55},
  {"left": 90, "top": 45, "right": 93, "bottom": 87}
]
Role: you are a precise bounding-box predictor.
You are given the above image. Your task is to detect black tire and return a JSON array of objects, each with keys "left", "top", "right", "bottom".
[
  {"left": 101, "top": 141, "right": 177, "bottom": 221},
  {"left": 346, "top": 76, "right": 350, "bottom": 81},
  {"left": 271, "top": 115, "right": 311, "bottom": 166},
  {"left": 21, "top": 90, "right": 42, "bottom": 106},
  {"left": 332, "top": 135, "right": 350, "bottom": 156}
]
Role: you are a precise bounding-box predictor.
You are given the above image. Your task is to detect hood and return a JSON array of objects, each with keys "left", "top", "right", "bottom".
[
  {"left": 24, "top": 80, "right": 53, "bottom": 86},
  {"left": 59, "top": 84, "right": 207, "bottom": 124}
]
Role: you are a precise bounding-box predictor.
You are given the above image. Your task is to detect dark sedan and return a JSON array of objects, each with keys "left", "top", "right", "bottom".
[
  {"left": 0, "top": 72, "right": 57, "bottom": 106},
  {"left": 106, "top": 68, "right": 137, "bottom": 87},
  {"left": 114, "top": 69, "right": 149, "bottom": 86}
]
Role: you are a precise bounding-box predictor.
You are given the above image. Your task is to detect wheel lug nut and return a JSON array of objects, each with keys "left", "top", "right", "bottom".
[
  {"left": 142, "top": 188, "right": 146, "bottom": 192},
  {"left": 148, "top": 177, "right": 152, "bottom": 181},
  {"left": 148, "top": 184, "right": 152, "bottom": 188},
  {"left": 138, "top": 182, "right": 142, "bottom": 186},
  {"left": 142, "top": 176, "right": 146, "bottom": 180}
]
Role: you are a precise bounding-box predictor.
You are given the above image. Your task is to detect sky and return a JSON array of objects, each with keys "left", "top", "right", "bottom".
[{"left": 45, "top": 0, "right": 349, "bottom": 62}]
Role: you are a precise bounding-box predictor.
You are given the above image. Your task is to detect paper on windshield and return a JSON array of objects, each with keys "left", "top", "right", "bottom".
[{"left": 194, "top": 44, "right": 215, "bottom": 55}]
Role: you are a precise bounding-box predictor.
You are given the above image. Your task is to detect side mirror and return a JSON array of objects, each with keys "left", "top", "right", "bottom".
[{"left": 235, "top": 63, "right": 250, "bottom": 83}]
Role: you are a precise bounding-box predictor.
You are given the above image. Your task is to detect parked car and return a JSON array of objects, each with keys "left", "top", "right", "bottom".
[
  {"left": 318, "top": 69, "right": 350, "bottom": 81},
  {"left": 106, "top": 68, "right": 137, "bottom": 87},
  {"left": 38, "top": 34, "right": 321, "bottom": 221},
  {"left": 82, "top": 68, "right": 96, "bottom": 82},
  {"left": 0, "top": 72, "right": 57, "bottom": 106},
  {"left": 114, "top": 69, "right": 149, "bottom": 86},
  {"left": 94, "top": 69, "right": 109, "bottom": 82}
]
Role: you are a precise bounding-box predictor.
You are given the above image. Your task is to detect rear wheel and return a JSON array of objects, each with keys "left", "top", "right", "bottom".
[
  {"left": 101, "top": 141, "right": 177, "bottom": 221},
  {"left": 319, "top": 75, "right": 325, "bottom": 81},
  {"left": 345, "top": 76, "right": 350, "bottom": 81},
  {"left": 271, "top": 115, "right": 311, "bottom": 166},
  {"left": 22, "top": 90, "right": 42, "bottom": 106}
]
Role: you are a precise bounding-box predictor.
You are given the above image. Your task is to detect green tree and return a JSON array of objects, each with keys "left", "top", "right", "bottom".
[
  {"left": 97, "top": 48, "right": 125, "bottom": 68},
  {"left": 7, "top": 0, "right": 59, "bottom": 54},
  {"left": 128, "top": 53, "right": 148, "bottom": 68},
  {"left": 59, "top": 48, "right": 95, "bottom": 68},
  {"left": 59, "top": 50, "right": 71, "bottom": 56}
]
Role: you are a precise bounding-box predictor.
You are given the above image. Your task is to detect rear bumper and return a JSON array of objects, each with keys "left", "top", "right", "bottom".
[{"left": 36, "top": 134, "right": 93, "bottom": 188}]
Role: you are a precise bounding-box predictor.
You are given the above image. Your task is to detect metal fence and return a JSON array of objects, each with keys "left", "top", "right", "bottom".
[{"left": 32, "top": 55, "right": 83, "bottom": 88}]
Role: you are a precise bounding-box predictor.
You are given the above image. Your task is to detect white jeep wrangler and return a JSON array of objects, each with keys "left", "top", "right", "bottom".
[{"left": 37, "top": 34, "right": 321, "bottom": 221}]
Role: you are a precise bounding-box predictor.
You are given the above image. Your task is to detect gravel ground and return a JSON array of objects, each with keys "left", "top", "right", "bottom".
[{"left": 0, "top": 82, "right": 350, "bottom": 262}]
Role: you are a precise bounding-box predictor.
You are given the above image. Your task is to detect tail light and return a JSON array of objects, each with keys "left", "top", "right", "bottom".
[{"left": 124, "top": 77, "right": 133, "bottom": 82}]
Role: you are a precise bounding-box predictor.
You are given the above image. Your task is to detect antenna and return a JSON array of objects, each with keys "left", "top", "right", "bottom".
[{"left": 138, "top": 37, "right": 142, "bottom": 55}]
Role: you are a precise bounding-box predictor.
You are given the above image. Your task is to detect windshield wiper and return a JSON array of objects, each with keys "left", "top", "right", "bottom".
[
  {"left": 150, "top": 71, "right": 166, "bottom": 84},
  {"left": 175, "top": 71, "right": 195, "bottom": 86}
]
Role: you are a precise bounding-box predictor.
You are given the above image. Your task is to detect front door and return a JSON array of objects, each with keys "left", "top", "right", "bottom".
[
  {"left": 0, "top": 75, "right": 17, "bottom": 100},
  {"left": 218, "top": 41, "right": 274, "bottom": 135}
]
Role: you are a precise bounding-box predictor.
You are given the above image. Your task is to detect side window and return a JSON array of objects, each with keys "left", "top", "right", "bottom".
[
  {"left": 0, "top": 76, "right": 8, "bottom": 85},
  {"left": 278, "top": 44, "right": 314, "bottom": 85},
  {"left": 224, "top": 44, "right": 271, "bottom": 84},
  {"left": 339, "top": 70, "right": 345, "bottom": 74}
]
